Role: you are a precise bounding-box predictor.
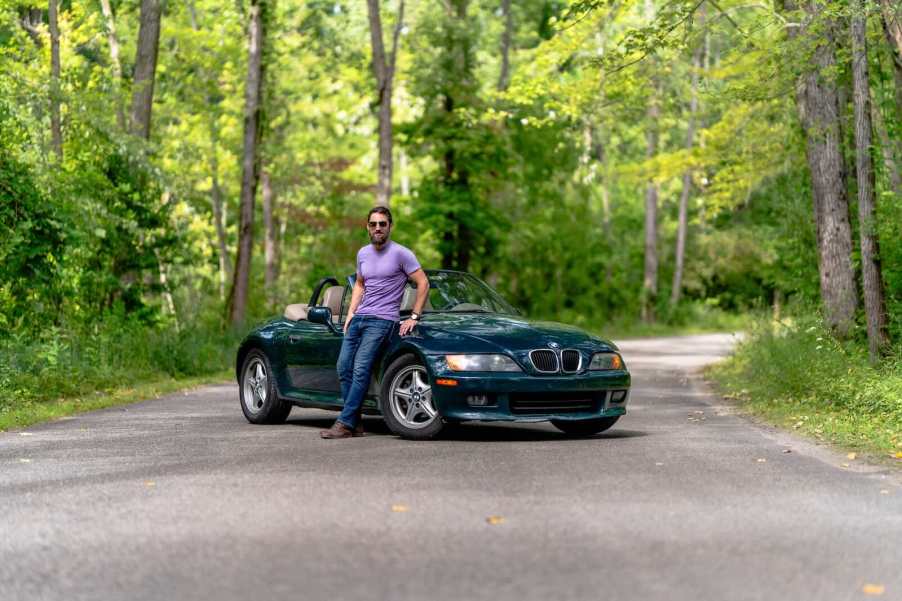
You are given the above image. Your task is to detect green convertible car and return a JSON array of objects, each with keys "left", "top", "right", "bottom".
[{"left": 236, "top": 270, "right": 631, "bottom": 440}]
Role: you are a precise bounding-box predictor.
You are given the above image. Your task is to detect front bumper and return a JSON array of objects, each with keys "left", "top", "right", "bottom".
[{"left": 425, "top": 355, "right": 631, "bottom": 422}]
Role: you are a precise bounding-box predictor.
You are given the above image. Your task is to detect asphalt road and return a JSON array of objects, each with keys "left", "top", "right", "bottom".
[{"left": 1, "top": 333, "right": 900, "bottom": 601}]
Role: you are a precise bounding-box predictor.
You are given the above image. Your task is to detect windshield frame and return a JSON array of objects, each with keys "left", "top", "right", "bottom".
[{"left": 402, "top": 270, "right": 521, "bottom": 317}]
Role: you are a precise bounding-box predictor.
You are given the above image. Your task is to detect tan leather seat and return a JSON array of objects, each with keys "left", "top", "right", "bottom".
[
  {"left": 283, "top": 285, "right": 345, "bottom": 322},
  {"left": 321, "top": 285, "right": 345, "bottom": 323},
  {"left": 400, "top": 285, "right": 432, "bottom": 312},
  {"left": 284, "top": 303, "right": 308, "bottom": 321}
]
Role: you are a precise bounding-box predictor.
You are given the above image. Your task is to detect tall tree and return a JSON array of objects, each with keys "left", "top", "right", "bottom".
[
  {"left": 48, "top": 0, "right": 62, "bottom": 160},
  {"left": 641, "top": 0, "right": 659, "bottom": 323},
  {"left": 671, "top": 8, "right": 705, "bottom": 307},
  {"left": 787, "top": 0, "right": 858, "bottom": 337},
  {"left": 880, "top": 0, "right": 902, "bottom": 114},
  {"left": 366, "top": 0, "right": 405, "bottom": 207},
  {"left": 130, "top": 0, "right": 162, "bottom": 139},
  {"left": 229, "top": 0, "right": 267, "bottom": 325},
  {"left": 99, "top": 0, "right": 126, "bottom": 130},
  {"left": 497, "top": 0, "right": 513, "bottom": 91},
  {"left": 851, "top": 0, "right": 891, "bottom": 359},
  {"left": 262, "top": 170, "right": 278, "bottom": 310},
  {"left": 870, "top": 86, "right": 902, "bottom": 196}
]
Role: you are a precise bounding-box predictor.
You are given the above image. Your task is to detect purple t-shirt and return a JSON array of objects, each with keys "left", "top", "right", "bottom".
[{"left": 355, "top": 241, "right": 421, "bottom": 321}]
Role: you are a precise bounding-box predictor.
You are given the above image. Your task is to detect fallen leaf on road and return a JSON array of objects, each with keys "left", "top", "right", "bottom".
[
  {"left": 144, "top": 481, "right": 156, "bottom": 487},
  {"left": 847, "top": 452, "right": 857, "bottom": 460},
  {"left": 19, "top": 432, "right": 33, "bottom": 437},
  {"left": 391, "top": 504, "right": 409, "bottom": 513},
  {"left": 895, "top": 452, "right": 902, "bottom": 459},
  {"left": 862, "top": 584, "right": 885, "bottom": 595},
  {"left": 486, "top": 515, "right": 505, "bottom": 525},
  {"left": 782, "top": 449, "right": 792, "bottom": 454},
  {"left": 756, "top": 458, "right": 767, "bottom": 463},
  {"left": 880, "top": 490, "right": 890, "bottom": 495},
  {"left": 841, "top": 463, "right": 850, "bottom": 468},
  {"left": 655, "top": 462, "right": 664, "bottom": 466},
  {"left": 18, "top": 458, "right": 31, "bottom": 463}
]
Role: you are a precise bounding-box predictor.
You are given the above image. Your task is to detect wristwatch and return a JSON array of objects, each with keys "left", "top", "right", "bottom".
[{"left": 410, "top": 312, "right": 420, "bottom": 321}]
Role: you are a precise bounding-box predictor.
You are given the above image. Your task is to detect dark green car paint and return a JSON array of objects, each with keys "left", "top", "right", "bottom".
[{"left": 236, "top": 270, "right": 631, "bottom": 423}]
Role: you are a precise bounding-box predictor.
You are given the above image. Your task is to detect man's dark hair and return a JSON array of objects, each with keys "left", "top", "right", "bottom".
[{"left": 367, "top": 206, "right": 393, "bottom": 224}]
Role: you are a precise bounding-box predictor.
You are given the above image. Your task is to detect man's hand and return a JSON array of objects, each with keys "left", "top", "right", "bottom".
[
  {"left": 399, "top": 318, "right": 418, "bottom": 337},
  {"left": 344, "top": 314, "right": 354, "bottom": 334}
]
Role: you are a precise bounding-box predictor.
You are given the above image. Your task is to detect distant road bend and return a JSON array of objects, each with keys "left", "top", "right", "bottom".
[{"left": 1, "top": 333, "right": 900, "bottom": 601}]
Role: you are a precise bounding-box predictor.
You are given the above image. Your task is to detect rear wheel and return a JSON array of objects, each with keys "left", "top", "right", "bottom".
[
  {"left": 239, "top": 349, "right": 292, "bottom": 424},
  {"left": 380, "top": 354, "right": 444, "bottom": 440},
  {"left": 551, "top": 416, "right": 619, "bottom": 437}
]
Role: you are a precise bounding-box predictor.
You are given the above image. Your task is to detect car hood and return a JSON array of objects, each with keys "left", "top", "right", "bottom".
[{"left": 414, "top": 312, "right": 617, "bottom": 354}]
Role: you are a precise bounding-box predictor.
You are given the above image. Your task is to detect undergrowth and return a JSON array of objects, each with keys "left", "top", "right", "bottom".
[{"left": 708, "top": 315, "right": 902, "bottom": 460}]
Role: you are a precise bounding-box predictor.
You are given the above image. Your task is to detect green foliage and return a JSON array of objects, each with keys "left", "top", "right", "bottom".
[{"left": 709, "top": 314, "right": 902, "bottom": 457}]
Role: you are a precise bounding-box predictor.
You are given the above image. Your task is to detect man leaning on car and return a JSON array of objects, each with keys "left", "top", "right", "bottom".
[{"left": 320, "top": 206, "right": 429, "bottom": 439}]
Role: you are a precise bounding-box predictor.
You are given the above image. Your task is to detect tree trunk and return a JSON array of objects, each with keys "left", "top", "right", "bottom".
[
  {"left": 851, "top": 0, "right": 892, "bottom": 359},
  {"left": 870, "top": 85, "right": 902, "bottom": 197},
  {"left": 671, "top": 14, "right": 705, "bottom": 307},
  {"left": 641, "top": 0, "right": 658, "bottom": 323},
  {"left": 210, "top": 119, "right": 231, "bottom": 301},
  {"left": 642, "top": 88, "right": 659, "bottom": 323},
  {"left": 497, "top": 0, "right": 513, "bottom": 91},
  {"left": 99, "top": 0, "right": 126, "bottom": 130},
  {"left": 130, "top": 0, "right": 162, "bottom": 139},
  {"left": 48, "top": 0, "right": 62, "bottom": 160},
  {"left": 228, "top": 0, "right": 267, "bottom": 326},
  {"left": 790, "top": 0, "right": 858, "bottom": 338},
  {"left": 262, "top": 170, "right": 278, "bottom": 310},
  {"left": 880, "top": 0, "right": 902, "bottom": 115},
  {"left": 366, "top": 0, "right": 405, "bottom": 208}
]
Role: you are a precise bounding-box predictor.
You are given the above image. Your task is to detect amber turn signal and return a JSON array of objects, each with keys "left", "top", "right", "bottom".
[{"left": 435, "top": 378, "right": 458, "bottom": 386}]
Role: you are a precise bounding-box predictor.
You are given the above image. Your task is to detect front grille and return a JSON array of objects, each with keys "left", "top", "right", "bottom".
[
  {"left": 529, "top": 349, "right": 559, "bottom": 373},
  {"left": 509, "top": 391, "right": 603, "bottom": 414},
  {"left": 561, "top": 349, "right": 581, "bottom": 372}
]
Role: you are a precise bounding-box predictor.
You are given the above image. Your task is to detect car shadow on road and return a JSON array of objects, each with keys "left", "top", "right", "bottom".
[{"left": 287, "top": 415, "right": 646, "bottom": 442}]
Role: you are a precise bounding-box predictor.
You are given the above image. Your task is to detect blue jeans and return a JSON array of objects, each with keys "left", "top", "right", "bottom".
[{"left": 336, "top": 315, "right": 395, "bottom": 428}]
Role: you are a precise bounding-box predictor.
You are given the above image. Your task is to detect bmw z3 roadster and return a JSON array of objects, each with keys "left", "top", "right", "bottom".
[{"left": 236, "top": 270, "right": 630, "bottom": 439}]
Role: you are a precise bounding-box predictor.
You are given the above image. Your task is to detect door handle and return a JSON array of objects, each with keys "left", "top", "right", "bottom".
[{"left": 288, "top": 335, "right": 301, "bottom": 343}]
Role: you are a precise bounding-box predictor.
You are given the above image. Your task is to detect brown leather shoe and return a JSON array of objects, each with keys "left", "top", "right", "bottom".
[
  {"left": 352, "top": 422, "right": 365, "bottom": 437},
  {"left": 320, "top": 421, "right": 354, "bottom": 439}
]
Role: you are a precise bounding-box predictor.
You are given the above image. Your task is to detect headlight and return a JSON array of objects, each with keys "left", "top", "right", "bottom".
[
  {"left": 445, "top": 354, "right": 522, "bottom": 372},
  {"left": 588, "top": 352, "right": 624, "bottom": 370}
]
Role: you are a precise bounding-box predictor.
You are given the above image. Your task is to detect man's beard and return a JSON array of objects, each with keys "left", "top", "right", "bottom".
[{"left": 370, "top": 231, "right": 389, "bottom": 245}]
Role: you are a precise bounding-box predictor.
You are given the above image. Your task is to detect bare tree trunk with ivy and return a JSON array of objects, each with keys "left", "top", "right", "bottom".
[
  {"left": 851, "top": 0, "right": 891, "bottom": 359},
  {"left": 366, "top": 0, "right": 405, "bottom": 208},
  {"left": 130, "top": 0, "right": 162, "bottom": 139},
  {"left": 49, "top": 0, "right": 62, "bottom": 160},
  {"left": 229, "top": 0, "right": 267, "bottom": 325}
]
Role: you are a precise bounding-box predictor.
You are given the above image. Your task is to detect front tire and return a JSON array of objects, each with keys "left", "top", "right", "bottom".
[
  {"left": 551, "top": 415, "right": 620, "bottom": 437},
  {"left": 380, "top": 354, "right": 444, "bottom": 440},
  {"left": 239, "top": 349, "right": 292, "bottom": 424}
]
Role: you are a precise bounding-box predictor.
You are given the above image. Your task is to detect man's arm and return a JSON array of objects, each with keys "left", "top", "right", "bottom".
[
  {"left": 344, "top": 275, "right": 365, "bottom": 333},
  {"left": 399, "top": 269, "right": 429, "bottom": 336}
]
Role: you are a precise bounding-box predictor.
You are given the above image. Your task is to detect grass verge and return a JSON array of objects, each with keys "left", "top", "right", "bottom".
[
  {"left": 706, "top": 316, "right": 902, "bottom": 464},
  {"left": 0, "top": 371, "right": 231, "bottom": 431},
  {"left": 1, "top": 316, "right": 244, "bottom": 431}
]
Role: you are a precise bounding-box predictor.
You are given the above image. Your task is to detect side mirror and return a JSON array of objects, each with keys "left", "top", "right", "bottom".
[{"left": 307, "top": 306, "right": 332, "bottom": 326}]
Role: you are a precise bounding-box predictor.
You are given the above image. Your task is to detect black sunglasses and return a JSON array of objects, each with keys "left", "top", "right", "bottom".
[{"left": 368, "top": 220, "right": 390, "bottom": 228}]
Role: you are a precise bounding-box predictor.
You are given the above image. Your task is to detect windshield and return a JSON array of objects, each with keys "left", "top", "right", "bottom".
[{"left": 407, "top": 271, "right": 519, "bottom": 315}]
